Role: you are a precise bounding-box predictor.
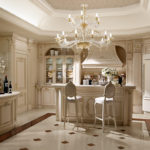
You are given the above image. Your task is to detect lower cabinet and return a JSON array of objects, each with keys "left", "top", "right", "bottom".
[
  {"left": 0, "top": 96, "right": 17, "bottom": 135},
  {"left": 41, "top": 87, "right": 56, "bottom": 108}
]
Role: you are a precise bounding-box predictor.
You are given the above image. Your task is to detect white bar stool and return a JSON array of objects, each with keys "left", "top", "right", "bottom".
[
  {"left": 94, "top": 81, "right": 117, "bottom": 131},
  {"left": 64, "top": 81, "right": 83, "bottom": 129}
]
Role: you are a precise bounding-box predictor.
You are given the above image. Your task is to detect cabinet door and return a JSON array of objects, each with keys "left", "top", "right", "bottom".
[
  {"left": 15, "top": 53, "right": 27, "bottom": 113},
  {"left": 42, "top": 87, "right": 56, "bottom": 107},
  {"left": 46, "top": 58, "right": 53, "bottom": 83},
  {"left": 0, "top": 101, "right": 13, "bottom": 126},
  {"left": 56, "top": 58, "right": 63, "bottom": 83},
  {"left": 66, "top": 57, "right": 73, "bottom": 83}
]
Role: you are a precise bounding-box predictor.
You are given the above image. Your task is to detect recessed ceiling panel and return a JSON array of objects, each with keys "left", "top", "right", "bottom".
[{"left": 46, "top": 0, "right": 140, "bottom": 10}]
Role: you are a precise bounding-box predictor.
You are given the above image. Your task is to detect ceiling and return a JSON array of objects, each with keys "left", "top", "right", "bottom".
[
  {"left": 46, "top": 0, "right": 140, "bottom": 10},
  {"left": 0, "top": 0, "right": 150, "bottom": 41}
]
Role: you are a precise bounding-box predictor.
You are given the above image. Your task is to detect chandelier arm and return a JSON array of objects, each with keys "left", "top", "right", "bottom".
[{"left": 56, "top": 4, "right": 112, "bottom": 50}]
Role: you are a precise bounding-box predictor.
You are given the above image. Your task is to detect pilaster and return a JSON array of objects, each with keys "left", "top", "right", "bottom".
[{"left": 132, "top": 39, "right": 143, "bottom": 113}]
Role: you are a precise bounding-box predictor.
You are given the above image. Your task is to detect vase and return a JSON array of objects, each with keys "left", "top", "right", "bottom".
[{"left": 107, "top": 76, "right": 112, "bottom": 82}]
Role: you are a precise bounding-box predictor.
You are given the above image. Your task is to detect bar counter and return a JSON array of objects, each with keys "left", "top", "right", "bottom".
[{"left": 42, "top": 84, "right": 135, "bottom": 126}]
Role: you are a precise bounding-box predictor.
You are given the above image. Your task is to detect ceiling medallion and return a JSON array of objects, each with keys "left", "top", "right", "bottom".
[{"left": 56, "top": 4, "right": 112, "bottom": 50}]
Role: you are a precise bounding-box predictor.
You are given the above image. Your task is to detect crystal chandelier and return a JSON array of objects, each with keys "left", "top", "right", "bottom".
[{"left": 56, "top": 4, "right": 112, "bottom": 50}]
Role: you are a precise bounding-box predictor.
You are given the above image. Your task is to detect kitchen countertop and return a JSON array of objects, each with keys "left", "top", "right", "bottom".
[
  {"left": 0, "top": 91, "right": 20, "bottom": 99},
  {"left": 42, "top": 83, "right": 136, "bottom": 89}
]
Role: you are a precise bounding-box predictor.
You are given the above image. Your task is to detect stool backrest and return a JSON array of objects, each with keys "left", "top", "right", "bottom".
[
  {"left": 104, "top": 81, "right": 115, "bottom": 98},
  {"left": 65, "top": 81, "right": 76, "bottom": 97}
]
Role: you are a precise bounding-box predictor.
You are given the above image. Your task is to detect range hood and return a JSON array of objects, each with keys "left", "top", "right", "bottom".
[{"left": 82, "top": 45, "right": 123, "bottom": 68}]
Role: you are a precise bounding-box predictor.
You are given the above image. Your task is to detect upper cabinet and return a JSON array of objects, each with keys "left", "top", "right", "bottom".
[{"left": 45, "top": 48, "right": 74, "bottom": 84}]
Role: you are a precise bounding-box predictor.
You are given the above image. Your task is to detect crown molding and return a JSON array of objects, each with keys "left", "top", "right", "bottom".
[
  {"left": 30, "top": 0, "right": 144, "bottom": 17},
  {"left": 1, "top": 5, "right": 150, "bottom": 42}
]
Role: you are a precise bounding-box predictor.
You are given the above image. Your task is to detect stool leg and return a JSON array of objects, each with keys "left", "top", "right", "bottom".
[
  {"left": 112, "top": 103, "right": 117, "bottom": 129},
  {"left": 81, "top": 101, "right": 84, "bottom": 126},
  {"left": 64, "top": 101, "right": 67, "bottom": 129},
  {"left": 75, "top": 101, "right": 78, "bottom": 129},
  {"left": 94, "top": 102, "right": 97, "bottom": 127},
  {"left": 102, "top": 102, "right": 105, "bottom": 132},
  {"left": 107, "top": 104, "right": 110, "bottom": 125}
]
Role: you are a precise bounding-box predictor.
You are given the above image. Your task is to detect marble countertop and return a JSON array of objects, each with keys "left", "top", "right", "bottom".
[
  {"left": 41, "top": 83, "right": 136, "bottom": 89},
  {"left": 0, "top": 91, "right": 20, "bottom": 98}
]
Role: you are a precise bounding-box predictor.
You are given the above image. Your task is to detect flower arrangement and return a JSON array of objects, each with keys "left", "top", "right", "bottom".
[{"left": 101, "top": 68, "right": 118, "bottom": 77}]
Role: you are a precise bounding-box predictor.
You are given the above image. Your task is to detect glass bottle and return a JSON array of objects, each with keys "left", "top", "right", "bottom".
[
  {"left": 9, "top": 81, "right": 12, "bottom": 93},
  {"left": 4, "top": 75, "right": 8, "bottom": 93},
  {"left": 0, "top": 78, "right": 4, "bottom": 94}
]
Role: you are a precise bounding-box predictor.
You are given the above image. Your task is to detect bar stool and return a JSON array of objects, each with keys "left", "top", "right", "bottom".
[
  {"left": 94, "top": 81, "right": 117, "bottom": 131},
  {"left": 64, "top": 81, "right": 83, "bottom": 129}
]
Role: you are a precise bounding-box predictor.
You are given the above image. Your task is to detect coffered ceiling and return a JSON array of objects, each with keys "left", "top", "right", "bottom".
[
  {"left": 46, "top": 0, "right": 140, "bottom": 10},
  {"left": 0, "top": 0, "right": 150, "bottom": 41}
]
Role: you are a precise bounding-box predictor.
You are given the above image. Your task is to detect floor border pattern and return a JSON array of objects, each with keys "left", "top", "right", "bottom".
[{"left": 0, "top": 113, "right": 55, "bottom": 142}]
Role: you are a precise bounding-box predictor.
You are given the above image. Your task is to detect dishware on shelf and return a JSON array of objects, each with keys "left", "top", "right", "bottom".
[
  {"left": 48, "top": 65, "right": 53, "bottom": 71},
  {"left": 50, "top": 50, "right": 55, "bottom": 56},
  {"left": 55, "top": 51, "right": 59, "bottom": 56}
]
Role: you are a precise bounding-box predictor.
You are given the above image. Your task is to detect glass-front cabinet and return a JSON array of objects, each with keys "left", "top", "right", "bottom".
[
  {"left": 46, "top": 58, "right": 53, "bottom": 83},
  {"left": 45, "top": 48, "right": 74, "bottom": 84},
  {"left": 66, "top": 58, "right": 73, "bottom": 83},
  {"left": 56, "top": 58, "right": 63, "bottom": 83}
]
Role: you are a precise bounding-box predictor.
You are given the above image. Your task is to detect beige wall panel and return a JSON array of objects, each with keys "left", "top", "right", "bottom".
[
  {"left": 16, "top": 59, "right": 26, "bottom": 89},
  {"left": 15, "top": 53, "right": 27, "bottom": 113}
]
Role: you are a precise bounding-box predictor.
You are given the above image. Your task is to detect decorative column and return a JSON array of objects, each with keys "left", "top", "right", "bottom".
[
  {"left": 73, "top": 49, "right": 82, "bottom": 85},
  {"left": 126, "top": 41, "right": 133, "bottom": 85},
  {"left": 142, "top": 39, "right": 150, "bottom": 113},
  {"left": 132, "top": 40, "right": 142, "bottom": 113}
]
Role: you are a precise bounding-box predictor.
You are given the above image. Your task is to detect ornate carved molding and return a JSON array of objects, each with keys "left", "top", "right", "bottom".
[
  {"left": 142, "top": 38, "right": 150, "bottom": 54},
  {"left": 126, "top": 53, "right": 133, "bottom": 60},
  {"left": 133, "top": 40, "right": 143, "bottom": 53}
]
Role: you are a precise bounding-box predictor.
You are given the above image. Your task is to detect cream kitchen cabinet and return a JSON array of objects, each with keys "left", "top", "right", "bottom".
[
  {"left": 45, "top": 56, "right": 74, "bottom": 84},
  {"left": 0, "top": 92, "right": 20, "bottom": 135},
  {"left": 41, "top": 87, "right": 56, "bottom": 108}
]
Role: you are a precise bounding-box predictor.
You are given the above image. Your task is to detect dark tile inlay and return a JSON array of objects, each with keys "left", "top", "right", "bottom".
[
  {"left": 93, "top": 134, "right": 99, "bottom": 137},
  {"left": 45, "top": 130, "right": 52, "bottom": 132},
  {"left": 54, "top": 124, "right": 59, "bottom": 126},
  {"left": 120, "top": 137, "right": 125, "bottom": 139},
  {"left": 69, "top": 132, "right": 75, "bottom": 135},
  {"left": 33, "top": 138, "right": 41, "bottom": 141},
  {"left": 97, "top": 127, "right": 102, "bottom": 129},
  {"left": 19, "top": 148, "right": 29, "bottom": 150},
  {"left": 120, "top": 129, "right": 126, "bottom": 132},
  {"left": 61, "top": 141, "right": 69, "bottom": 144},
  {"left": 87, "top": 143, "right": 95, "bottom": 146},
  {"left": 118, "top": 146, "right": 125, "bottom": 149}
]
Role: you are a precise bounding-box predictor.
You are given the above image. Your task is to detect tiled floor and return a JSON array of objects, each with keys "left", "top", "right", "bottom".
[
  {"left": 0, "top": 108, "right": 150, "bottom": 150},
  {"left": 16, "top": 108, "right": 56, "bottom": 127}
]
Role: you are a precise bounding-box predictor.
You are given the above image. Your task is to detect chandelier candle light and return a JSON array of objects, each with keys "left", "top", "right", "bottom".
[{"left": 56, "top": 4, "right": 112, "bottom": 50}]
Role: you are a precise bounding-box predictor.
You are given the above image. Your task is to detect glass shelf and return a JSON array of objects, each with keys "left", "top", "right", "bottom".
[{"left": 45, "top": 56, "right": 74, "bottom": 84}]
